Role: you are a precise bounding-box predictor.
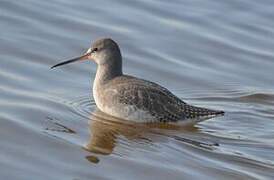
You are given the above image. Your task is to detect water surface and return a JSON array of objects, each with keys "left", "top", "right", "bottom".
[{"left": 1, "top": 0, "right": 274, "bottom": 179}]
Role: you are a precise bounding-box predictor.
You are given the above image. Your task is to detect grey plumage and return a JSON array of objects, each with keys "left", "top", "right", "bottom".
[
  {"left": 52, "top": 38, "right": 224, "bottom": 123},
  {"left": 99, "top": 75, "right": 224, "bottom": 122}
]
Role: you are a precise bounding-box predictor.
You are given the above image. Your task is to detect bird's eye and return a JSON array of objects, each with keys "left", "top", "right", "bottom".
[{"left": 92, "top": 48, "right": 98, "bottom": 53}]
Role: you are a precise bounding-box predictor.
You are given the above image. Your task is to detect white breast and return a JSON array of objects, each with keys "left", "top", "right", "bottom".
[
  {"left": 93, "top": 83, "right": 154, "bottom": 122},
  {"left": 102, "top": 104, "right": 155, "bottom": 123}
]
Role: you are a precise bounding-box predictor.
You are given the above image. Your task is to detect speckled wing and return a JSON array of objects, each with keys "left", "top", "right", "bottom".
[{"left": 104, "top": 75, "right": 223, "bottom": 122}]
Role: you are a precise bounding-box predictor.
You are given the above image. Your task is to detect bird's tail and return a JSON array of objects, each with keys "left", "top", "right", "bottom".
[{"left": 181, "top": 105, "right": 224, "bottom": 124}]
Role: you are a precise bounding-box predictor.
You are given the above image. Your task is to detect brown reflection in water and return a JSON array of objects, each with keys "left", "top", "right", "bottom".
[{"left": 84, "top": 109, "right": 204, "bottom": 163}]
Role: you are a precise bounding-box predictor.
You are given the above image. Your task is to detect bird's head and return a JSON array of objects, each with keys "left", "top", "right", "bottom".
[{"left": 51, "top": 38, "right": 121, "bottom": 69}]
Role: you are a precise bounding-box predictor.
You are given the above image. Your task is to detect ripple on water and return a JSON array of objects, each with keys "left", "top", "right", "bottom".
[
  {"left": 53, "top": 94, "right": 96, "bottom": 120},
  {"left": 1, "top": 0, "right": 274, "bottom": 179}
]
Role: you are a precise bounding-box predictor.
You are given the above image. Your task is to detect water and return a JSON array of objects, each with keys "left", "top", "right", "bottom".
[{"left": 1, "top": 0, "right": 274, "bottom": 179}]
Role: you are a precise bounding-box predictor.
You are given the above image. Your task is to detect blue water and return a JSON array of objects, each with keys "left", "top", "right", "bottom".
[{"left": 1, "top": 0, "right": 274, "bottom": 179}]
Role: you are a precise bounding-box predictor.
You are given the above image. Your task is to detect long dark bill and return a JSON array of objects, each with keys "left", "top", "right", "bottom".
[{"left": 51, "top": 53, "right": 90, "bottom": 69}]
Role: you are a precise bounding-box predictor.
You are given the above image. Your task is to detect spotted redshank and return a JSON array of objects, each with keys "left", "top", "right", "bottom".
[{"left": 51, "top": 38, "right": 224, "bottom": 123}]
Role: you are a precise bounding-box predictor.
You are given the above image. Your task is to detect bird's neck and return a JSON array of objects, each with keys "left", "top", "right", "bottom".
[{"left": 94, "top": 61, "right": 123, "bottom": 86}]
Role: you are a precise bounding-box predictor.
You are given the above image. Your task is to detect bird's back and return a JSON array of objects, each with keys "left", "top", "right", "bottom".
[{"left": 95, "top": 75, "right": 224, "bottom": 123}]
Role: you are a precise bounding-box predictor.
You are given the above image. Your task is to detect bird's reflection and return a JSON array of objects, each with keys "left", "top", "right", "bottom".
[{"left": 83, "top": 109, "right": 209, "bottom": 164}]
